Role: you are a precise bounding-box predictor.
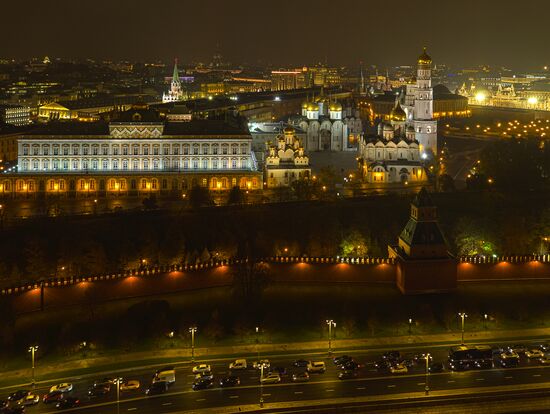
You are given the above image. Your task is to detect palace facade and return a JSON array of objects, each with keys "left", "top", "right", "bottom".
[{"left": 0, "top": 105, "right": 262, "bottom": 198}]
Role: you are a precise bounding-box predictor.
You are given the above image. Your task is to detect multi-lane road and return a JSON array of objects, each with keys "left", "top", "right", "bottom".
[{"left": 2, "top": 339, "right": 550, "bottom": 413}]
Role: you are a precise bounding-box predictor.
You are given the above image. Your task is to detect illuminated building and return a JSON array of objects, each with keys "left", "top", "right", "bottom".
[
  {"left": 357, "top": 100, "right": 428, "bottom": 185},
  {"left": 264, "top": 126, "right": 310, "bottom": 187},
  {"left": 271, "top": 70, "right": 306, "bottom": 91},
  {"left": 288, "top": 89, "right": 362, "bottom": 152},
  {"left": 1, "top": 104, "right": 262, "bottom": 198},
  {"left": 162, "top": 59, "right": 185, "bottom": 103},
  {"left": 459, "top": 81, "right": 550, "bottom": 111},
  {"left": 0, "top": 104, "right": 31, "bottom": 126}
]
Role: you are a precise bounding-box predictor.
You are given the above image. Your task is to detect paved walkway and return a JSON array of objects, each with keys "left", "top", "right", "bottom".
[{"left": 3, "top": 327, "right": 550, "bottom": 387}]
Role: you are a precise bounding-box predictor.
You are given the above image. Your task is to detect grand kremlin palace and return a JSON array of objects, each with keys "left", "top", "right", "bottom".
[{"left": 0, "top": 105, "right": 263, "bottom": 198}]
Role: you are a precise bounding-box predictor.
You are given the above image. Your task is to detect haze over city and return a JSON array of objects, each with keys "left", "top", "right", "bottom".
[{"left": 1, "top": 0, "right": 549, "bottom": 68}]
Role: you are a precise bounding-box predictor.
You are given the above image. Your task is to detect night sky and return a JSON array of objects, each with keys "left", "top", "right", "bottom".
[{"left": 2, "top": 0, "right": 549, "bottom": 69}]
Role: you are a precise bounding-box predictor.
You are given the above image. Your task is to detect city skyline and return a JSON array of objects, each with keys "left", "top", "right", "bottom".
[{"left": 1, "top": 0, "right": 549, "bottom": 69}]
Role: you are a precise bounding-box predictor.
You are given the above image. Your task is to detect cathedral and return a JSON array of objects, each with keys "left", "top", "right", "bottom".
[
  {"left": 288, "top": 90, "right": 362, "bottom": 152},
  {"left": 357, "top": 48, "right": 437, "bottom": 185},
  {"left": 265, "top": 126, "right": 310, "bottom": 187},
  {"left": 163, "top": 59, "right": 185, "bottom": 103}
]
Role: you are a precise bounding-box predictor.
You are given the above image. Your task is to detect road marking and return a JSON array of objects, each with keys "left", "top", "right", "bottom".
[
  {"left": 325, "top": 389, "right": 334, "bottom": 392},
  {"left": 196, "top": 398, "right": 206, "bottom": 402},
  {"left": 505, "top": 376, "right": 513, "bottom": 379},
  {"left": 263, "top": 393, "right": 271, "bottom": 396},
  {"left": 356, "top": 387, "right": 366, "bottom": 390},
  {"left": 533, "top": 374, "right": 542, "bottom": 377},
  {"left": 447, "top": 380, "right": 455, "bottom": 383},
  {"left": 417, "top": 382, "right": 425, "bottom": 385},
  {"left": 294, "top": 391, "right": 303, "bottom": 394},
  {"left": 162, "top": 402, "right": 172, "bottom": 406},
  {"left": 476, "top": 378, "right": 485, "bottom": 381},
  {"left": 127, "top": 409, "right": 137, "bottom": 412},
  {"left": 387, "top": 385, "right": 396, "bottom": 388},
  {"left": 229, "top": 395, "right": 239, "bottom": 399}
]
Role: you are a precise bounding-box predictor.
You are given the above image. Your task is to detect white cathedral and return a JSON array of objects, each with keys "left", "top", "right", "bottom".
[
  {"left": 163, "top": 59, "right": 185, "bottom": 103},
  {"left": 288, "top": 91, "right": 362, "bottom": 152},
  {"left": 357, "top": 48, "right": 438, "bottom": 184}
]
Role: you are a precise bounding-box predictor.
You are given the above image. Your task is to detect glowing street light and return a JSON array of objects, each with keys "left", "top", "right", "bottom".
[
  {"left": 114, "top": 377, "right": 123, "bottom": 414},
  {"left": 326, "top": 319, "right": 336, "bottom": 355},
  {"left": 425, "top": 353, "right": 431, "bottom": 395},
  {"left": 458, "top": 313, "right": 468, "bottom": 345},
  {"left": 408, "top": 318, "right": 413, "bottom": 335},
  {"left": 28, "top": 345, "right": 39, "bottom": 386},
  {"left": 189, "top": 327, "right": 197, "bottom": 362},
  {"left": 483, "top": 313, "right": 488, "bottom": 330}
]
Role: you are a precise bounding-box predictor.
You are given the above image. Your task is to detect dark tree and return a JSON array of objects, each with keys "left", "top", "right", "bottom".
[
  {"left": 232, "top": 262, "right": 269, "bottom": 303},
  {"left": 188, "top": 186, "right": 213, "bottom": 209},
  {"left": 227, "top": 186, "right": 245, "bottom": 205}
]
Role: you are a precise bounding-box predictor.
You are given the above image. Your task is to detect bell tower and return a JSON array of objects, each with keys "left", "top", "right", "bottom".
[{"left": 413, "top": 48, "right": 438, "bottom": 156}]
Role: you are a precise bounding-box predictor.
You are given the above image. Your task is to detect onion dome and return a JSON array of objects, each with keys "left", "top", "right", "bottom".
[
  {"left": 418, "top": 47, "right": 432, "bottom": 65},
  {"left": 301, "top": 101, "right": 309, "bottom": 109},
  {"left": 383, "top": 122, "right": 393, "bottom": 131},
  {"left": 390, "top": 102, "right": 406, "bottom": 122},
  {"left": 307, "top": 103, "right": 319, "bottom": 111},
  {"left": 329, "top": 102, "right": 343, "bottom": 111},
  {"left": 406, "top": 125, "right": 415, "bottom": 132},
  {"left": 283, "top": 125, "right": 295, "bottom": 134}
]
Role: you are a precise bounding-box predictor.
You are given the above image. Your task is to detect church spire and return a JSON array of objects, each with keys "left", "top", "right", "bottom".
[{"left": 172, "top": 58, "right": 180, "bottom": 85}]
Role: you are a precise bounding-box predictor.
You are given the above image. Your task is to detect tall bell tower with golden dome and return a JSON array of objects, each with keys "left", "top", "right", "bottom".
[{"left": 413, "top": 48, "right": 437, "bottom": 157}]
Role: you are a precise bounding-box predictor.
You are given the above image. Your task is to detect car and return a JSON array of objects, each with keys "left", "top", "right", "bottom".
[
  {"left": 307, "top": 361, "right": 326, "bottom": 373},
  {"left": 229, "top": 359, "right": 247, "bottom": 370},
  {"left": 492, "top": 347, "right": 505, "bottom": 357},
  {"left": 93, "top": 380, "right": 113, "bottom": 389},
  {"left": 428, "top": 362, "right": 444, "bottom": 373},
  {"left": 474, "top": 359, "right": 493, "bottom": 369},
  {"left": 269, "top": 367, "right": 287, "bottom": 376},
  {"left": 7, "top": 391, "right": 28, "bottom": 402},
  {"left": 293, "top": 359, "right": 309, "bottom": 368},
  {"left": 87, "top": 385, "right": 110, "bottom": 397},
  {"left": 499, "top": 351, "right": 520, "bottom": 368},
  {"left": 509, "top": 344, "right": 527, "bottom": 354},
  {"left": 374, "top": 359, "right": 391, "bottom": 371},
  {"left": 195, "top": 371, "right": 214, "bottom": 381},
  {"left": 400, "top": 358, "right": 415, "bottom": 368},
  {"left": 338, "top": 369, "right": 358, "bottom": 380},
  {"left": 538, "top": 343, "right": 550, "bottom": 352},
  {"left": 252, "top": 360, "right": 270, "bottom": 370},
  {"left": 145, "top": 381, "right": 168, "bottom": 395},
  {"left": 341, "top": 360, "right": 360, "bottom": 370},
  {"left": 333, "top": 355, "right": 353, "bottom": 366},
  {"left": 43, "top": 391, "right": 64, "bottom": 404},
  {"left": 120, "top": 380, "right": 140, "bottom": 391},
  {"left": 382, "top": 351, "right": 401, "bottom": 361},
  {"left": 260, "top": 373, "right": 281, "bottom": 384},
  {"left": 525, "top": 349, "right": 544, "bottom": 359},
  {"left": 292, "top": 372, "right": 310, "bottom": 382},
  {"left": 539, "top": 356, "right": 550, "bottom": 365},
  {"left": 49, "top": 383, "right": 73, "bottom": 394},
  {"left": 390, "top": 363, "right": 408, "bottom": 374},
  {"left": 55, "top": 397, "right": 80, "bottom": 409},
  {"left": 192, "top": 378, "right": 213, "bottom": 391},
  {"left": 17, "top": 394, "right": 39, "bottom": 406},
  {"left": 448, "top": 360, "right": 469, "bottom": 371},
  {"left": 501, "top": 350, "right": 520, "bottom": 359},
  {"left": 155, "top": 366, "right": 174, "bottom": 375},
  {"left": 192, "top": 364, "right": 211, "bottom": 374},
  {"left": 96, "top": 377, "right": 116, "bottom": 385},
  {"left": 0, "top": 400, "right": 8, "bottom": 409},
  {"left": 219, "top": 376, "right": 240, "bottom": 387}
]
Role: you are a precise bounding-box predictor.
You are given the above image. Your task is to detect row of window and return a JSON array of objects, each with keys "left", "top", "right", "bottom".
[
  {"left": 21, "top": 143, "right": 250, "bottom": 156},
  {"left": 0, "top": 176, "right": 260, "bottom": 192},
  {"left": 19, "top": 157, "right": 252, "bottom": 172}
]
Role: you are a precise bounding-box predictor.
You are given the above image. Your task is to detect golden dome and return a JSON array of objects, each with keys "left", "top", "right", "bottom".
[
  {"left": 329, "top": 102, "right": 342, "bottom": 111},
  {"left": 390, "top": 102, "right": 406, "bottom": 122},
  {"left": 418, "top": 47, "right": 432, "bottom": 65},
  {"left": 283, "top": 125, "right": 295, "bottom": 134},
  {"left": 301, "top": 101, "right": 309, "bottom": 109},
  {"left": 307, "top": 103, "right": 319, "bottom": 111}
]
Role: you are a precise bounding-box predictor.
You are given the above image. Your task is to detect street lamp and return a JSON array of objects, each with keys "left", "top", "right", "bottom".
[
  {"left": 259, "top": 361, "right": 266, "bottom": 408},
  {"left": 189, "top": 327, "right": 197, "bottom": 362},
  {"left": 483, "top": 313, "right": 488, "bottom": 330},
  {"left": 255, "top": 326, "right": 260, "bottom": 362},
  {"left": 28, "top": 345, "right": 39, "bottom": 386},
  {"left": 408, "top": 318, "right": 413, "bottom": 335},
  {"left": 326, "top": 320, "right": 336, "bottom": 355},
  {"left": 114, "top": 377, "right": 123, "bottom": 414},
  {"left": 425, "top": 353, "right": 431, "bottom": 395},
  {"left": 458, "top": 313, "right": 468, "bottom": 345}
]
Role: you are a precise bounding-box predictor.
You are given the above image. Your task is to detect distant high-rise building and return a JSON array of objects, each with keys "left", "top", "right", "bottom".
[{"left": 163, "top": 59, "right": 184, "bottom": 103}]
